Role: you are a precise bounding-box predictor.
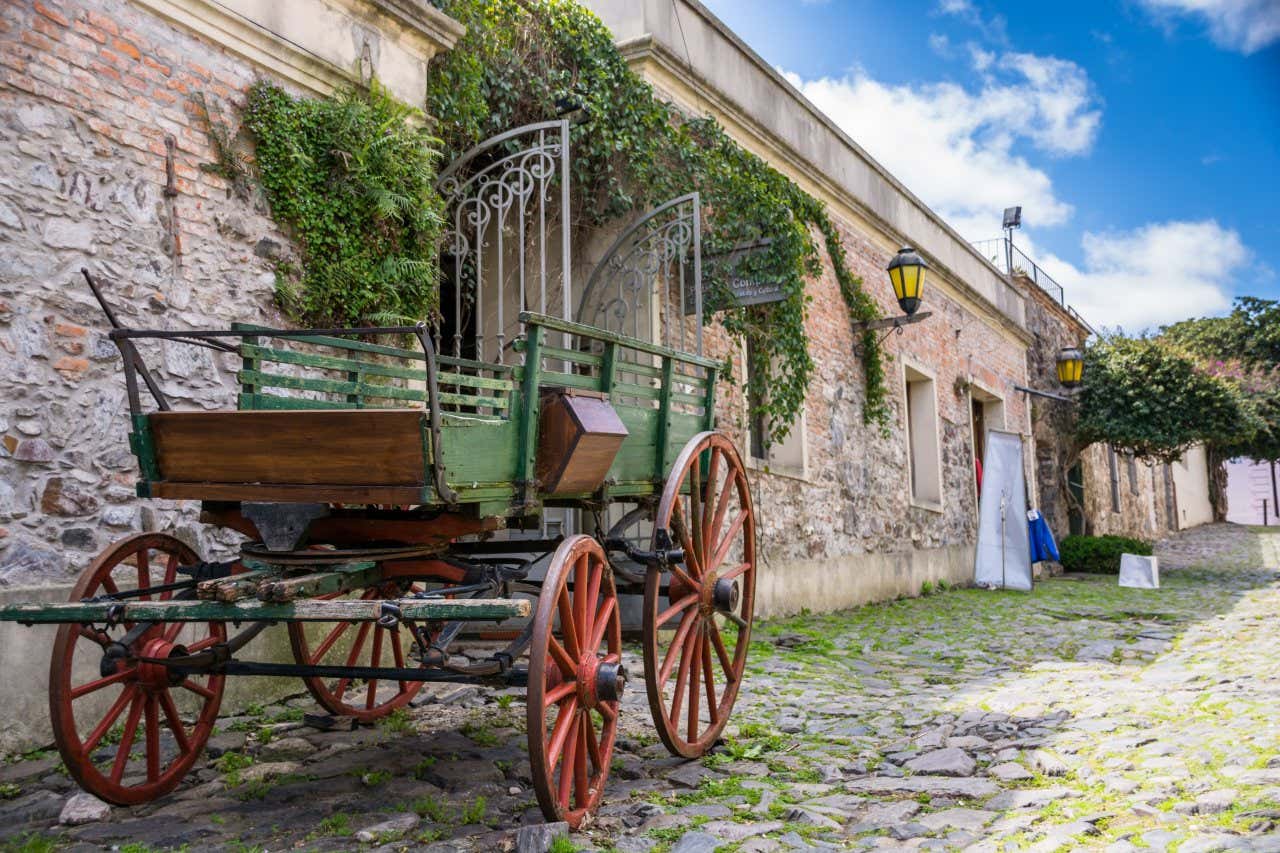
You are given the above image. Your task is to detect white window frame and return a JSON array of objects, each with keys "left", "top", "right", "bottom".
[
  {"left": 741, "top": 340, "right": 808, "bottom": 481},
  {"left": 903, "top": 360, "right": 944, "bottom": 513}
]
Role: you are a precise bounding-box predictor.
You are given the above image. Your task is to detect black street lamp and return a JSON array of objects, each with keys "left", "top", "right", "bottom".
[
  {"left": 886, "top": 246, "right": 928, "bottom": 316},
  {"left": 1056, "top": 346, "right": 1084, "bottom": 389},
  {"left": 1016, "top": 343, "right": 1086, "bottom": 403}
]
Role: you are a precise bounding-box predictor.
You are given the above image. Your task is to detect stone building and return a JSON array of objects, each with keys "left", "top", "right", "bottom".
[{"left": 1007, "top": 254, "right": 1212, "bottom": 545}]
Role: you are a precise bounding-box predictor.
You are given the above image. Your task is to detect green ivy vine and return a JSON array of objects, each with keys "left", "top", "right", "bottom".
[
  {"left": 428, "top": 0, "right": 889, "bottom": 437},
  {"left": 240, "top": 80, "right": 445, "bottom": 327}
]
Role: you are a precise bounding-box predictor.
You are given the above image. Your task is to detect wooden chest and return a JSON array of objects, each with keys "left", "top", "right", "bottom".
[{"left": 536, "top": 389, "right": 629, "bottom": 496}]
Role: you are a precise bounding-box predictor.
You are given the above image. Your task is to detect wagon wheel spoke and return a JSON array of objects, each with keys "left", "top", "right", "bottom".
[
  {"left": 110, "top": 693, "right": 144, "bottom": 784},
  {"left": 708, "top": 510, "right": 746, "bottom": 573},
  {"left": 181, "top": 679, "right": 216, "bottom": 700},
  {"left": 686, "top": 629, "right": 703, "bottom": 742},
  {"left": 548, "top": 636, "right": 576, "bottom": 678},
  {"left": 158, "top": 690, "right": 192, "bottom": 755},
  {"left": 708, "top": 475, "right": 737, "bottom": 560},
  {"left": 701, "top": 448, "right": 721, "bottom": 550},
  {"left": 659, "top": 609, "right": 698, "bottom": 685},
  {"left": 583, "top": 558, "right": 602, "bottom": 644},
  {"left": 547, "top": 696, "right": 579, "bottom": 761},
  {"left": 365, "top": 625, "right": 385, "bottom": 710},
  {"left": 391, "top": 629, "right": 408, "bottom": 691},
  {"left": 584, "top": 711, "right": 603, "bottom": 773},
  {"left": 719, "top": 562, "right": 750, "bottom": 582},
  {"left": 573, "top": 712, "right": 590, "bottom": 809},
  {"left": 70, "top": 666, "right": 137, "bottom": 700},
  {"left": 708, "top": 617, "right": 737, "bottom": 682},
  {"left": 702, "top": 627, "right": 719, "bottom": 724},
  {"left": 144, "top": 695, "right": 162, "bottom": 783},
  {"left": 556, "top": 586, "right": 581, "bottom": 658},
  {"left": 334, "top": 622, "right": 372, "bottom": 700},
  {"left": 588, "top": 596, "right": 616, "bottom": 653},
  {"left": 134, "top": 549, "right": 151, "bottom": 602},
  {"left": 310, "top": 621, "right": 352, "bottom": 663},
  {"left": 82, "top": 685, "right": 139, "bottom": 754},
  {"left": 656, "top": 592, "right": 697, "bottom": 628},
  {"left": 689, "top": 457, "right": 704, "bottom": 564},
  {"left": 667, "top": 563, "right": 699, "bottom": 596},
  {"left": 160, "top": 552, "right": 179, "bottom": 601},
  {"left": 545, "top": 679, "right": 577, "bottom": 706},
  {"left": 669, "top": 617, "right": 700, "bottom": 722},
  {"left": 670, "top": 500, "right": 702, "bottom": 577},
  {"left": 557, "top": 711, "right": 580, "bottom": 806}
]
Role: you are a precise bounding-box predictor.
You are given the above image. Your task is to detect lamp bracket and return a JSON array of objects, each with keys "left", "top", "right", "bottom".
[
  {"left": 1013, "top": 384, "right": 1076, "bottom": 404},
  {"left": 851, "top": 311, "right": 931, "bottom": 357}
]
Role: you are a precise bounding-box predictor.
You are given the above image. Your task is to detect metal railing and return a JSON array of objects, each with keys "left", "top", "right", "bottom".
[{"left": 972, "top": 237, "right": 1096, "bottom": 336}]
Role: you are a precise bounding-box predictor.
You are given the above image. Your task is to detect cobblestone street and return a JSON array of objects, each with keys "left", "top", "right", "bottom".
[{"left": 2, "top": 523, "right": 1279, "bottom": 852}]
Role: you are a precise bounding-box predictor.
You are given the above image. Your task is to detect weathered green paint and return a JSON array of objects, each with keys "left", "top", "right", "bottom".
[
  {"left": 656, "top": 356, "right": 676, "bottom": 474},
  {"left": 256, "top": 564, "right": 383, "bottom": 602},
  {"left": 0, "top": 597, "right": 531, "bottom": 624},
  {"left": 517, "top": 324, "right": 544, "bottom": 503},
  {"left": 600, "top": 341, "right": 618, "bottom": 393},
  {"left": 520, "top": 312, "right": 721, "bottom": 370},
  {"left": 237, "top": 369, "right": 511, "bottom": 411},
  {"left": 128, "top": 412, "right": 160, "bottom": 482},
  {"left": 703, "top": 366, "right": 718, "bottom": 431}
]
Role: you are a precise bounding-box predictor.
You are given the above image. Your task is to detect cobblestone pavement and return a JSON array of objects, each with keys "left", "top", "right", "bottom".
[{"left": 2, "top": 523, "right": 1279, "bottom": 852}]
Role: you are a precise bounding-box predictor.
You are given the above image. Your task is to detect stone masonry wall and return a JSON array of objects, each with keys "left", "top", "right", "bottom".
[
  {"left": 0, "top": 0, "right": 298, "bottom": 585},
  {"left": 698, "top": 218, "right": 1031, "bottom": 596},
  {"left": 1080, "top": 444, "right": 1178, "bottom": 542}
]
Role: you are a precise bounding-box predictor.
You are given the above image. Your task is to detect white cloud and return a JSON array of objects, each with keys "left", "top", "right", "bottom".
[
  {"left": 1139, "top": 0, "right": 1280, "bottom": 53},
  {"left": 929, "top": 33, "right": 954, "bottom": 58},
  {"left": 781, "top": 51, "right": 1099, "bottom": 238},
  {"left": 1035, "top": 221, "right": 1245, "bottom": 331}
]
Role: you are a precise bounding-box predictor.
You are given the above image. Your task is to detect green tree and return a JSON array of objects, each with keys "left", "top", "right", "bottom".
[
  {"left": 1162, "top": 297, "right": 1280, "bottom": 368},
  {"left": 1074, "top": 334, "right": 1255, "bottom": 463}
]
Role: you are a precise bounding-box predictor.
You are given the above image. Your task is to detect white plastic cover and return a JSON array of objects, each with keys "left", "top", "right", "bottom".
[
  {"left": 1119, "top": 553, "right": 1160, "bottom": 589},
  {"left": 974, "top": 430, "right": 1032, "bottom": 591}
]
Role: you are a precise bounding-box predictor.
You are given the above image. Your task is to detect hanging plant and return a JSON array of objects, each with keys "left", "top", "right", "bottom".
[{"left": 238, "top": 79, "right": 445, "bottom": 327}]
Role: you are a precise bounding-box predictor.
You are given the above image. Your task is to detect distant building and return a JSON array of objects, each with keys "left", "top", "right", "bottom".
[{"left": 1226, "top": 459, "right": 1278, "bottom": 526}]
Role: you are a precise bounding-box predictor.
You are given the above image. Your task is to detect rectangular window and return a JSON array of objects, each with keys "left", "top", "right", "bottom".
[
  {"left": 905, "top": 365, "right": 942, "bottom": 507},
  {"left": 1108, "top": 447, "right": 1121, "bottom": 512},
  {"left": 745, "top": 339, "right": 805, "bottom": 476}
]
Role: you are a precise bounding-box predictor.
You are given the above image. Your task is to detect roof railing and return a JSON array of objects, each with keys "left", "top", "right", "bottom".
[{"left": 972, "top": 237, "right": 1096, "bottom": 336}]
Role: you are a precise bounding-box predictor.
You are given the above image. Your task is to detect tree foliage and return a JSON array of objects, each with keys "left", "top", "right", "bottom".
[
  {"left": 428, "top": 0, "right": 889, "bottom": 436},
  {"left": 1159, "top": 297, "right": 1280, "bottom": 463},
  {"left": 1075, "top": 334, "right": 1254, "bottom": 463},
  {"left": 1162, "top": 297, "right": 1280, "bottom": 368},
  {"left": 241, "top": 80, "right": 444, "bottom": 326}
]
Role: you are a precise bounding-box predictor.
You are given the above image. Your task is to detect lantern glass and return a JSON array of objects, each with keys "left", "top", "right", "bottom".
[
  {"left": 1056, "top": 347, "right": 1084, "bottom": 388},
  {"left": 886, "top": 247, "right": 928, "bottom": 316}
]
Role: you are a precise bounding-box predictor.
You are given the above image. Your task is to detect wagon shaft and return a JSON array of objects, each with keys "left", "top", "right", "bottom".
[{"left": 0, "top": 596, "right": 530, "bottom": 625}]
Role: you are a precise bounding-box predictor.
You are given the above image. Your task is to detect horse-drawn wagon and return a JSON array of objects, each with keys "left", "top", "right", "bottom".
[{"left": 0, "top": 121, "right": 757, "bottom": 827}]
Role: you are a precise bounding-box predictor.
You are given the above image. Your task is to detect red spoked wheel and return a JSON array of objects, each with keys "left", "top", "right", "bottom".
[
  {"left": 527, "top": 536, "right": 623, "bottom": 828},
  {"left": 288, "top": 579, "right": 434, "bottom": 722},
  {"left": 643, "top": 432, "right": 756, "bottom": 758},
  {"left": 49, "top": 533, "right": 226, "bottom": 806}
]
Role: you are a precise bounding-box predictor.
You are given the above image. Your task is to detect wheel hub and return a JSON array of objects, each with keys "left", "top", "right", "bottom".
[
  {"left": 577, "top": 655, "right": 627, "bottom": 707},
  {"left": 137, "top": 637, "right": 185, "bottom": 691}
]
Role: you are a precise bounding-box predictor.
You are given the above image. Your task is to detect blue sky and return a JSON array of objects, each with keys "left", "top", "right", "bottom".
[{"left": 700, "top": 0, "right": 1280, "bottom": 331}]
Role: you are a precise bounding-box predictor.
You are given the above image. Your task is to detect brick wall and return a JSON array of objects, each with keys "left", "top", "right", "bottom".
[
  {"left": 698, "top": 217, "right": 1031, "bottom": 590},
  {"left": 0, "top": 0, "right": 295, "bottom": 584}
]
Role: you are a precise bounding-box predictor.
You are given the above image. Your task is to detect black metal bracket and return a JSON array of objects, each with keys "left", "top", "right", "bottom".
[
  {"left": 1014, "top": 384, "right": 1076, "bottom": 404},
  {"left": 851, "top": 311, "right": 932, "bottom": 356},
  {"left": 605, "top": 528, "right": 683, "bottom": 569}
]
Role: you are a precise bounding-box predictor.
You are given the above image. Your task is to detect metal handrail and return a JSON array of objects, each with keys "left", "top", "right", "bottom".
[{"left": 972, "top": 238, "right": 1095, "bottom": 336}]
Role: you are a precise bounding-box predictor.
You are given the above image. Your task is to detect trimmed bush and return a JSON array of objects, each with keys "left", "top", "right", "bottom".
[{"left": 1059, "top": 534, "right": 1154, "bottom": 574}]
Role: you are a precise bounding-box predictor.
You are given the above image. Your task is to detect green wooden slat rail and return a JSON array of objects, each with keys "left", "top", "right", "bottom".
[{"left": 520, "top": 312, "right": 722, "bottom": 370}]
